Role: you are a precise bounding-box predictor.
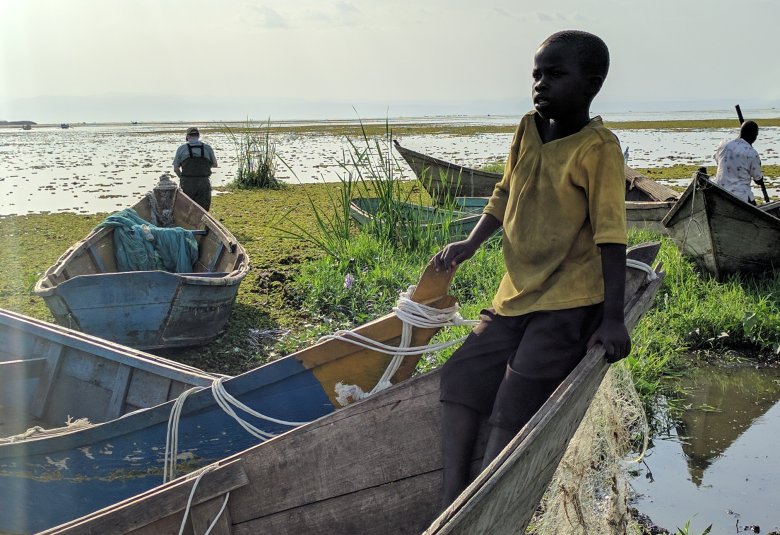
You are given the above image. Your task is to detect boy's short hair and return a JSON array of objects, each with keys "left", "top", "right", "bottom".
[{"left": 542, "top": 30, "right": 610, "bottom": 80}]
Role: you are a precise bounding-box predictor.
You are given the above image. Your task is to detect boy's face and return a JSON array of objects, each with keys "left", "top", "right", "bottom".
[{"left": 532, "top": 41, "right": 598, "bottom": 121}]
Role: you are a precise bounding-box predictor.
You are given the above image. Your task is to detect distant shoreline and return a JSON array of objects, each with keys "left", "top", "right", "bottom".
[{"left": 4, "top": 117, "right": 779, "bottom": 137}]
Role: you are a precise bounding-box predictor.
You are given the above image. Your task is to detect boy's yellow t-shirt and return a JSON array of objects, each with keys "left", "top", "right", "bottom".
[{"left": 484, "top": 111, "right": 627, "bottom": 317}]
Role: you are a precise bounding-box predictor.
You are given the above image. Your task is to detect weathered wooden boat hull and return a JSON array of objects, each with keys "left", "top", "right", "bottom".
[
  {"left": 0, "top": 308, "right": 217, "bottom": 439},
  {"left": 1, "top": 265, "right": 455, "bottom": 534},
  {"left": 33, "top": 180, "right": 250, "bottom": 349},
  {"left": 40, "top": 245, "right": 663, "bottom": 535},
  {"left": 349, "top": 197, "right": 481, "bottom": 241},
  {"left": 662, "top": 173, "right": 780, "bottom": 279},
  {"left": 394, "top": 140, "right": 679, "bottom": 206},
  {"left": 393, "top": 140, "right": 503, "bottom": 199}
]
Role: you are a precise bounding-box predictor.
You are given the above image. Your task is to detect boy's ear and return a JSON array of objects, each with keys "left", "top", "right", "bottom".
[{"left": 586, "top": 75, "right": 605, "bottom": 96}]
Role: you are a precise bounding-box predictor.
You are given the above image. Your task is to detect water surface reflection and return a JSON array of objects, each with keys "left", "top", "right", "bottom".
[{"left": 632, "top": 363, "right": 780, "bottom": 533}]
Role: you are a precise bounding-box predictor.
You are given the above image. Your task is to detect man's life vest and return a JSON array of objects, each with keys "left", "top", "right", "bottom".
[{"left": 181, "top": 144, "right": 213, "bottom": 177}]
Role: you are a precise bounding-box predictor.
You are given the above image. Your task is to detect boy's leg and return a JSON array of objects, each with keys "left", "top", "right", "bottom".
[
  {"left": 481, "top": 367, "right": 558, "bottom": 469},
  {"left": 440, "top": 401, "right": 479, "bottom": 507},
  {"left": 482, "top": 304, "right": 603, "bottom": 469},
  {"left": 439, "top": 309, "right": 525, "bottom": 507}
]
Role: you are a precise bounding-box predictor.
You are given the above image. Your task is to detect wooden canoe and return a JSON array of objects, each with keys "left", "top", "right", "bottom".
[
  {"left": 0, "top": 308, "right": 218, "bottom": 440},
  {"left": 40, "top": 244, "right": 663, "bottom": 535},
  {"left": 0, "top": 263, "right": 456, "bottom": 534},
  {"left": 33, "top": 175, "right": 250, "bottom": 350},
  {"left": 349, "top": 197, "right": 482, "bottom": 242},
  {"left": 662, "top": 170, "right": 780, "bottom": 280},
  {"left": 393, "top": 140, "right": 679, "bottom": 232}
]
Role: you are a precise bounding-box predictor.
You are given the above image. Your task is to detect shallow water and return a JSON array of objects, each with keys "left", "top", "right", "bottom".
[
  {"left": 630, "top": 362, "right": 780, "bottom": 533},
  {"left": 1, "top": 117, "right": 779, "bottom": 216}
]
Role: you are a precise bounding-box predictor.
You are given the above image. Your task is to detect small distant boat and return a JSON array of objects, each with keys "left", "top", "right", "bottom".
[
  {"left": 0, "top": 308, "right": 218, "bottom": 440},
  {"left": 22, "top": 124, "right": 32, "bottom": 130},
  {"left": 2, "top": 263, "right": 458, "bottom": 534},
  {"left": 33, "top": 175, "right": 250, "bottom": 350},
  {"left": 38, "top": 244, "right": 663, "bottom": 535},
  {"left": 393, "top": 140, "right": 680, "bottom": 232},
  {"left": 663, "top": 169, "right": 780, "bottom": 279},
  {"left": 60, "top": 123, "right": 70, "bottom": 129},
  {"left": 349, "top": 197, "right": 482, "bottom": 242}
]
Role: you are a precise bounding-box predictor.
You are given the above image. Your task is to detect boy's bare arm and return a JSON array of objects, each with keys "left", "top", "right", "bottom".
[
  {"left": 587, "top": 243, "right": 631, "bottom": 363},
  {"left": 432, "top": 213, "right": 502, "bottom": 272}
]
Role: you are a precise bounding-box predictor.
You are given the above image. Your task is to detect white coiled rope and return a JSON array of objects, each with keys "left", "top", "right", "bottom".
[{"left": 323, "top": 284, "right": 478, "bottom": 405}]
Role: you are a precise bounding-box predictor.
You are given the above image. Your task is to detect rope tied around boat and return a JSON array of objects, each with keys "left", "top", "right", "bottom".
[
  {"left": 164, "top": 377, "right": 310, "bottom": 482},
  {"left": 177, "top": 464, "right": 230, "bottom": 535},
  {"left": 325, "top": 284, "right": 478, "bottom": 406},
  {"left": 163, "top": 283, "right": 476, "bottom": 481},
  {"left": 625, "top": 258, "right": 658, "bottom": 281}
]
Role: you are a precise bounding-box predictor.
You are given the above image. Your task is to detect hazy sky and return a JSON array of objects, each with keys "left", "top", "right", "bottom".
[{"left": 2, "top": 0, "right": 779, "bottom": 122}]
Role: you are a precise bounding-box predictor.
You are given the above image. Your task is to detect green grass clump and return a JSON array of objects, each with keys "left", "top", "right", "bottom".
[{"left": 224, "top": 120, "right": 282, "bottom": 189}]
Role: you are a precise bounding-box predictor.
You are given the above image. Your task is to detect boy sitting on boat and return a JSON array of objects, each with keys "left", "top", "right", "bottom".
[{"left": 432, "top": 30, "right": 629, "bottom": 506}]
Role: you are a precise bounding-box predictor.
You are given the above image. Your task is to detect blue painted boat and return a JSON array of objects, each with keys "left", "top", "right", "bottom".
[
  {"left": 0, "top": 308, "right": 218, "bottom": 441},
  {"left": 33, "top": 175, "right": 250, "bottom": 350},
  {"left": 349, "top": 197, "right": 481, "bottom": 242},
  {"left": 0, "top": 264, "right": 456, "bottom": 534}
]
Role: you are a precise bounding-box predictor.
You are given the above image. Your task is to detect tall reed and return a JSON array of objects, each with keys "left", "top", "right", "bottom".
[
  {"left": 224, "top": 119, "right": 282, "bottom": 189},
  {"left": 276, "top": 119, "right": 466, "bottom": 262}
]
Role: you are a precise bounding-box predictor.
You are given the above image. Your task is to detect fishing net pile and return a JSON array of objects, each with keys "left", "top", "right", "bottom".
[
  {"left": 97, "top": 208, "right": 198, "bottom": 273},
  {"left": 529, "top": 364, "right": 648, "bottom": 535}
]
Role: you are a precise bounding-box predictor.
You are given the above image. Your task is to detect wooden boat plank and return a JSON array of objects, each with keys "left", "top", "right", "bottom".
[
  {"left": 106, "top": 365, "right": 134, "bottom": 420},
  {"left": 231, "top": 472, "right": 441, "bottom": 535},
  {"left": 189, "top": 494, "right": 234, "bottom": 535},
  {"left": 45, "top": 459, "right": 248, "bottom": 535},
  {"left": 29, "top": 343, "right": 65, "bottom": 419},
  {"left": 0, "top": 358, "right": 48, "bottom": 380},
  {"left": 86, "top": 245, "right": 108, "bottom": 273},
  {"left": 125, "top": 369, "right": 172, "bottom": 409}
]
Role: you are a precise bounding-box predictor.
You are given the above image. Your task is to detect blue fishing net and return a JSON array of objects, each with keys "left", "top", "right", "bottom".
[{"left": 96, "top": 209, "right": 199, "bottom": 273}]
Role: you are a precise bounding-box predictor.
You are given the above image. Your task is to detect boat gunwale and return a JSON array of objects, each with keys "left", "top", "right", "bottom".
[{"left": 0, "top": 308, "right": 217, "bottom": 383}]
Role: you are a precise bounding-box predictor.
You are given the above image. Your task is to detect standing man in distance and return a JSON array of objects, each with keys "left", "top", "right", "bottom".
[
  {"left": 173, "top": 127, "right": 218, "bottom": 211},
  {"left": 713, "top": 120, "right": 764, "bottom": 205}
]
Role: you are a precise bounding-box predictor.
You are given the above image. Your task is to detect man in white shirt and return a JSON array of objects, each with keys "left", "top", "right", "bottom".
[{"left": 713, "top": 120, "right": 764, "bottom": 204}]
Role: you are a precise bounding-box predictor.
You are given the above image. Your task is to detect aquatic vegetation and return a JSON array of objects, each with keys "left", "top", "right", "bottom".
[{"left": 223, "top": 119, "right": 282, "bottom": 189}]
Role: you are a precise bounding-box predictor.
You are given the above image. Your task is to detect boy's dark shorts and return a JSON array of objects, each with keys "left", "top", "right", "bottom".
[{"left": 439, "top": 304, "right": 603, "bottom": 418}]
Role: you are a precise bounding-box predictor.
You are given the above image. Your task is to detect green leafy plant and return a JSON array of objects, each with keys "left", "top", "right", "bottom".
[{"left": 675, "top": 519, "right": 712, "bottom": 535}]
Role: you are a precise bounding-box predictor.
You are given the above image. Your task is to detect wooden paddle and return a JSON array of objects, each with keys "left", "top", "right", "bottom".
[{"left": 736, "top": 104, "right": 771, "bottom": 202}]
